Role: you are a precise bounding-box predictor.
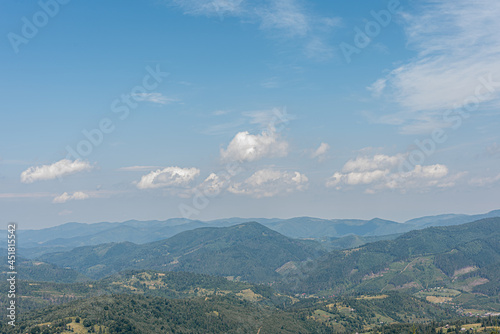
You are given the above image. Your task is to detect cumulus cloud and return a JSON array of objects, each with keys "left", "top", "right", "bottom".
[
  {"left": 342, "top": 154, "right": 402, "bottom": 173},
  {"left": 229, "top": 168, "right": 308, "bottom": 198},
  {"left": 370, "top": 0, "right": 500, "bottom": 133},
  {"left": 52, "top": 191, "right": 90, "bottom": 204},
  {"left": 136, "top": 167, "right": 200, "bottom": 189},
  {"left": 311, "top": 142, "right": 330, "bottom": 161},
  {"left": 220, "top": 128, "right": 288, "bottom": 162},
  {"left": 20, "top": 159, "right": 93, "bottom": 183},
  {"left": 326, "top": 154, "right": 462, "bottom": 193},
  {"left": 196, "top": 172, "right": 231, "bottom": 196}
]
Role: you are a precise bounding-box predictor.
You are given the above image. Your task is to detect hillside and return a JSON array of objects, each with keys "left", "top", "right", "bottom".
[
  {"left": 1, "top": 294, "right": 334, "bottom": 334},
  {"left": 0, "top": 255, "right": 88, "bottom": 283},
  {"left": 40, "top": 222, "right": 324, "bottom": 282},
  {"left": 265, "top": 217, "right": 407, "bottom": 239},
  {"left": 284, "top": 218, "right": 500, "bottom": 312},
  {"left": 0, "top": 291, "right": 459, "bottom": 334},
  {"left": 0, "top": 270, "right": 295, "bottom": 314}
]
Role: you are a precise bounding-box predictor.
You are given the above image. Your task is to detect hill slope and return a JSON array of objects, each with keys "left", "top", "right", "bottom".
[
  {"left": 285, "top": 218, "right": 500, "bottom": 309},
  {"left": 40, "top": 222, "right": 324, "bottom": 282}
]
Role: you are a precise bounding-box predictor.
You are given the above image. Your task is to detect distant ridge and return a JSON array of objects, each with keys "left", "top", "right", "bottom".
[
  {"left": 39, "top": 222, "right": 324, "bottom": 282},
  {"left": 6, "top": 209, "right": 500, "bottom": 259}
]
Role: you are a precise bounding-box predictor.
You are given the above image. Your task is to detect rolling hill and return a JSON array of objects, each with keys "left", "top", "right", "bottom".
[
  {"left": 39, "top": 222, "right": 324, "bottom": 282},
  {"left": 0, "top": 290, "right": 459, "bottom": 334},
  {"left": 284, "top": 218, "right": 500, "bottom": 312}
]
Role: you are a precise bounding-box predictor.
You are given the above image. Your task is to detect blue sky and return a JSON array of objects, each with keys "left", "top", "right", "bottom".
[{"left": 1, "top": 0, "right": 500, "bottom": 229}]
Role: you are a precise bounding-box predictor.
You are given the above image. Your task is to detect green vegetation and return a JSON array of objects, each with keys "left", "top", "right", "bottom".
[
  {"left": 40, "top": 222, "right": 324, "bottom": 282},
  {"left": 2, "top": 218, "right": 500, "bottom": 332},
  {"left": 1, "top": 294, "right": 334, "bottom": 334},
  {"left": 0, "top": 256, "right": 89, "bottom": 283},
  {"left": 0, "top": 270, "right": 296, "bottom": 313},
  {"left": 282, "top": 218, "right": 500, "bottom": 308}
]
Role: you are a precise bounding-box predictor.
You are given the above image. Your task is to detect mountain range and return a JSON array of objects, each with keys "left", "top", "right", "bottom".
[{"left": 7, "top": 209, "right": 500, "bottom": 258}]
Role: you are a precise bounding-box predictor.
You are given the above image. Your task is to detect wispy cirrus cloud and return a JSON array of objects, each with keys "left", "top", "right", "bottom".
[
  {"left": 118, "top": 166, "right": 161, "bottom": 172},
  {"left": 469, "top": 173, "right": 500, "bottom": 187},
  {"left": 311, "top": 142, "right": 330, "bottom": 161},
  {"left": 169, "top": 0, "right": 244, "bottom": 17},
  {"left": 369, "top": 0, "right": 500, "bottom": 134},
  {"left": 20, "top": 159, "right": 93, "bottom": 183},
  {"left": 132, "top": 92, "right": 177, "bottom": 105},
  {"left": 167, "top": 0, "right": 340, "bottom": 60}
]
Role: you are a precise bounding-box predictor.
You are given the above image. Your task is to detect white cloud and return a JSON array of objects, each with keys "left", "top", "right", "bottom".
[
  {"left": 170, "top": 0, "right": 244, "bottom": 17},
  {"left": 257, "top": 0, "right": 309, "bottom": 37},
  {"left": 371, "top": 0, "right": 500, "bottom": 133},
  {"left": 243, "top": 107, "right": 293, "bottom": 129},
  {"left": 229, "top": 168, "right": 308, "bottom": 198},
  {"left": 311, "top": 142, "right": 330, "bottom": 161},
  {"left": 326, "top": 154, "right": 462, "bottom": 192},
  {"left": 342, "top": 154, "right": 401, "bottom": 173},
  {"left": 132, "top": 93, "right": 177, "bottom": 105},
  {"left": 305, "top": 38, "right": 334, "bottom": 61},
  {"left": 136, "top": 167, "right": 200, "bottom": 189},
  {"left": 52, "top": 191, "right": 90, "bottom": 204},
  {"left": 367, "top": 78, "right": 386, "bottom": 98},
  {"left": 118, "top": 166, "right": 160, "bottom": 172},
  {"left": 469, "top": 173, "right": 500, "bottom": 187},
  {"left": 168, "top": 0, "right": 339, "bottom": 60},
  {"left": 20, "top": 159, "right": 93, "bottom": 183},
  {"left": 220, "top": 128, "right": 288, "bottom": 162},
  {"left": 327, "top": 169, "right": 389, "bottom": 187},
  {"left": 198, "top": 172, "right": 230, "bottom": 195}
]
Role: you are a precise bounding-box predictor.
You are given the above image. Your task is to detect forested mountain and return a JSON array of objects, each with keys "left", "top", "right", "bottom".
[
  {"left": 2, "top": 218, "right": 500, "bottom": 332},
  {"left": 40, "top": 222, "right": 324, "bottom": 282},
  {"left": 285, "top": 218, "right": 500, "bottom": 305},
  {"left": 11, "top": 209, "right": 500, "bottom": 259}
]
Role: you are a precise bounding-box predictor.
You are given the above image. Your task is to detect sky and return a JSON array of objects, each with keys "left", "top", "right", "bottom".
[{"left": 1, "top": 0, "right": 500, "bottom": 229}]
